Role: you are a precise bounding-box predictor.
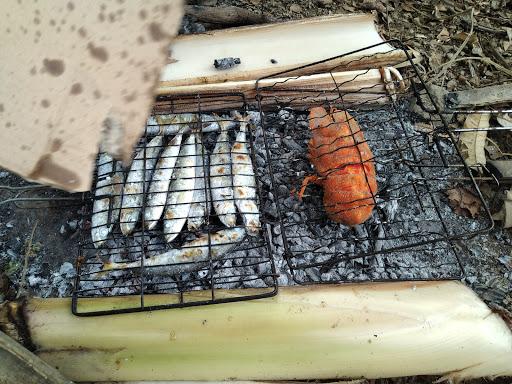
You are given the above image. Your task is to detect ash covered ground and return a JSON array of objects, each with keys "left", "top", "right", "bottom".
[{"left": 1, "top": 100, "right": 510, "bottom": 314}]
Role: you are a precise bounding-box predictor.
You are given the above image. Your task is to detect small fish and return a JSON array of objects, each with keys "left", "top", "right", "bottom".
[
  {"left": 188, "top": 133, "right": 211, "bottom": 231},
  {"left": 231, "top": 113, "right": 261, "bottom": 235},
  {"left": 102, "top": 227, "right": 246, "bottom": 273},
  {"left": 210, "top": 117, "right": 237, "bottom": 227},
  {"left": 163, "top": 134, "right": 196, "bottom": 243},
  {"left": 120, "top": 135, "right": 164, "bottom": 235},
  {"left": 144, "top": 129, "right": 185, "bottom": 230},
  {"left": 91, "top": 153, "right": 124, "bottom": 247}
]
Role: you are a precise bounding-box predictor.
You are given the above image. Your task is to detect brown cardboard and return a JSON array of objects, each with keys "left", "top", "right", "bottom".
[{"left": 0, "top": 0, "right": 183, "bottom": 192}]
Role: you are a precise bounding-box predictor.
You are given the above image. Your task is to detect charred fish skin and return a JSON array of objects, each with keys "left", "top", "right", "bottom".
[
  {"left": 120, "top": 135, "right": 164, "bottom": 236},
  {"left": 163, "top": 134, "right": 196, "bottom": 243},
  {"left": 210, "top": 118, "right": 237, "bottom": 227},
  {"left": 103, "top": 227, "right": 246, "bottom": 274},
  {"left": 144, "top": 129, "right": 185, "bottom": 230},
  {"left": 231, "top": 114, "right": 261, "bottom": 236},
  {"left": 188, "top": 133, "right": 211, "bottom": 231},
  {"left": 91, "top": 153, "right": 115, "bottom": 247}
]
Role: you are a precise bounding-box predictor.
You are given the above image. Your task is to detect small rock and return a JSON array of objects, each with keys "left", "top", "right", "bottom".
[
  {"left": 59, "top": 225, "right": 66, "bottom": 235},
  {"left": 273, "top": 235, "right": 284, "bottom": 248},
  {"left": 59, "top": 262, "right": 76, "bottom": 278},
  {"left": 290, "top": 4, "right": 302, "bottom": 13},
  {"left": 67, "top": 219, "right": 78, "bottom": 231},
  {"left": 28, "top": 275, "right": 43, "bottom": 287},
  {"left": 277, "top": 184, "right": 289, "bottom": 197},
  {"left": 446, "top": 79, "right": 458, "bottom": 91}
]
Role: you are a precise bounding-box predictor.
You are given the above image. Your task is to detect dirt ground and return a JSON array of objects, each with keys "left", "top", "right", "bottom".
[{"left": 1, "top": 1, "right": 511, "bottom": 383}]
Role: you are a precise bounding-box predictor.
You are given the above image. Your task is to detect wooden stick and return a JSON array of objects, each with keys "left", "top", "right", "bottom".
[
  {"left": 0, "top": 331, "right": 73, "bottom": 384},
  {"left": 155, "top": 69, "right": 390, "bottom": 111},
  {"left": 445, "top": 83, "right": 512, "bottom": 109},
  {"left": 185, "top": 5, "right": 270, "bottom": 26}
]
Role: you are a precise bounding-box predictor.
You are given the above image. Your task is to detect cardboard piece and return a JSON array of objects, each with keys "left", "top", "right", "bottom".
[{"left": 0, "top": 0, "right": 183, "bottom": 192}]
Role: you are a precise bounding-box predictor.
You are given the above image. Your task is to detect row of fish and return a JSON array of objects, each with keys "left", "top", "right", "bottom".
[{"left": 91, "top": 113, "right": 261, "bottom": 252}]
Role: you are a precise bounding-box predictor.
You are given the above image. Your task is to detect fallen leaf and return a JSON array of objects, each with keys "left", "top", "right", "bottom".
[
  {"left": 458, "top": 113, "right": 490, "bottom": 169},
  {"left": 497, "top": 113, "right": 512, "bottom": 128},
  {"left": 452, "top": 31, "right": 478, "bottom": 45},
  {"left": 504, "top": 27, "right": 512, "bottom": 50},
  {"left": 437, "top": 27, "right": 450, "bottom": 42},
  {"left": 403, "top": 2, "right": 415, "bottom": 12},
  {"left": 289, "top": 4, "right": 302, "bottom": 13},
  {"left": 446, "top": 187, "right": 482, "bottom": 218},
  {"left": 484, "top": 140, "right": 502, "bottom": 160}
]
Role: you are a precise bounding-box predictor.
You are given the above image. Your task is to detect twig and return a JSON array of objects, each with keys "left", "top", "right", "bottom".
[
  {"left": 438, "top": 57, "right": 512, "bottom": 78},
  {"left": 17, "top": 220, "right": 39, "bottom": 299},
  {"left": 0, "top": 196, "right": 81, "bottom": 206},
  {"left": 485, "top": 137, "right": 512, "bottom": 158},
  {"left": 0, "top": 184, "right": 46, "bottom": 191},
  {"left": 433, "top": 8, "right": 475, "bottom": 83}
]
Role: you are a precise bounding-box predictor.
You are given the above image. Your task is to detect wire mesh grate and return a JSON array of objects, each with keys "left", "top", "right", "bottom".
[
  {"left": 73, "top": 41, "right": 494, "bottom": 314},
  {"left": 255, "top": 40, "right": 493, "bottom": 284},
  {"left": 73, "top": 94, "right": 278, "bottom": 316}
]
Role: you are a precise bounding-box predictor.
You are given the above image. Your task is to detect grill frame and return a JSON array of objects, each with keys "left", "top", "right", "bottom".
[
  {"left": 254, "top": 40, "right": 494, "bottom": 284},
  {"left": 72, "top": 92, "right": 279, "bottom": 316},
  {"left": 72, "top": 40, "right": 494, "bottom": 315}
]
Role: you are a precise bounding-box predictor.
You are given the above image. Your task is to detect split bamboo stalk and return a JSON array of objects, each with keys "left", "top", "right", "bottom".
[
  {"left": 161, "top": 14, "right": 406, "bottom": 88},
  {"left": 154, "top": 69, "right": 390, "bottom": 112},
  {"left": 1, "top": 282, "right": 511, "bottom": 382}
]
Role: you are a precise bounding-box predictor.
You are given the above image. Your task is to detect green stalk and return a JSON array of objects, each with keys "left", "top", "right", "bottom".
[{"left": 3, "top": 282, "right": 512, "bottom": 382}]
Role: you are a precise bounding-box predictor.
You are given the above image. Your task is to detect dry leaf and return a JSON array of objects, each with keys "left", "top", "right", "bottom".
[
  {"left": 403, "top": 2, "right": 415, "bottom": 12},
  {"left": 458, "top": 113, "right": 490, "bottom": 169},
  {"left": 446, "top": 187, "right": 482, "bottom": 218},
  {"left": 484, "top": 140, "right": 502, "bottom": 160},
  {"left": 497, "top": 113, "right": 512, "bottom": 128},
  {"left": 437, "top": 27, "right": 450, "bottom": 42},
  {"left": 504, "top": 27, "right": 512, "bottom": 51},
  {"left": 452, "top": 31, "right": 478, "bottom": 45}
]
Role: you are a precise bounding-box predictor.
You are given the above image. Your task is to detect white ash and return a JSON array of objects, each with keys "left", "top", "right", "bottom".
[
  {"left": 253, "top": 101, "right": 491, "bottom": 284},
  {"left": 51, "top": 102, "right": 500, "bottom": 303}
]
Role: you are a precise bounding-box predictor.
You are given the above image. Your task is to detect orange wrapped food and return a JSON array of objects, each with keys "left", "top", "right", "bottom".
[{"left": 298, "top": 106, "right": 377, "bottom": 226}]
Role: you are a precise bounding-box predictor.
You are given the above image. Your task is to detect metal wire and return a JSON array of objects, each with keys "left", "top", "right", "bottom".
[
  {"left": 73, "top": 41, "right": 496, "bottom": 313},
  {"left": 255, "top": 40, "right": 493, "bottom": 284},
  {"left": 73, "top": 93, "right": 278, "bottom": 316}
]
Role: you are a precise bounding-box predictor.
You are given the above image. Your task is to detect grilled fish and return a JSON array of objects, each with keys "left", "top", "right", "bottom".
[
  {"left": 102, "top": 227, "right": 245, "bottom": 273},
  {"left": 231, "top": 113, "right": 261, "bottom": 236},
  {"left": 144, "top": 129, "right": 185, "bottom": 230},
  {"left": 91, "top": 153, "right": 124, "bottom": 247},
  {"left": 163, "top": 134, "right": 196, "bottom": 243},
  {"left": 120, "top": 135, "right": 164, "bottom": 235},
  {"left": 188, "top": 133, "right": 211, "bottom": 231},
  {"left": 210, "top": 117, "right": 237, "bottom": 227}
]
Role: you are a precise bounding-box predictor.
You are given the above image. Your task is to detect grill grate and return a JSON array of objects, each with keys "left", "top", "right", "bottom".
[
  {"left": 255, "top": 41, "right": 493, "bottom": 284},
  {"left": 72, "top": 41, "right": 494, "bottom": 315},
  {"left": 73, "top": 94, "right": 278, "bottom": 316}
]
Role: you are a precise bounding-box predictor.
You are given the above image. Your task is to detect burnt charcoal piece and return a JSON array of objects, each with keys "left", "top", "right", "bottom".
[{"left": 213, "top": 57, "right": 241, "bottom": 70}]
